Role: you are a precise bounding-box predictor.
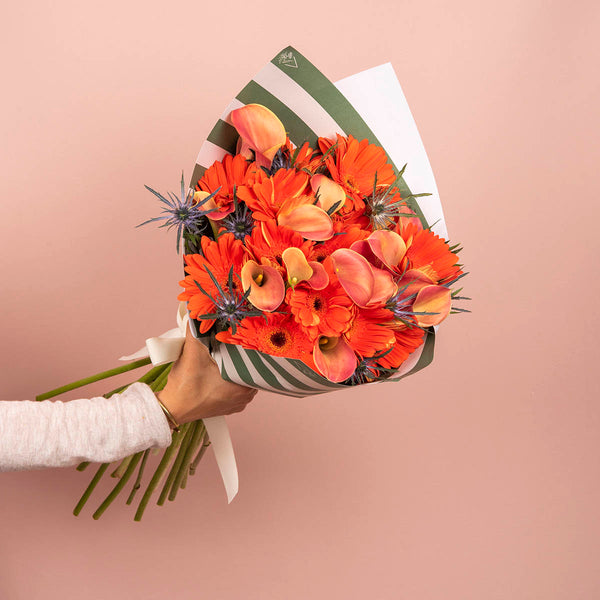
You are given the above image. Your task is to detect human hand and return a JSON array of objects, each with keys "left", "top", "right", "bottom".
[{"left": 156, "top": 325, "right": 257, "bottom": 426}]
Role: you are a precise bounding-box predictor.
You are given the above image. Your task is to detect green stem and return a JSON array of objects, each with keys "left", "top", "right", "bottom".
[
  {"left": 134, "top": 430, "right": 182, "bottom": 521},
  {"left": 126, "top": 449, "right": 150, "bottom": 505},
  {"left": 103, "top": 384, "right": 130, "bottom": 399},
  {"left": 150, "top": 364, "right": 172, "bottom": 392},
  {"left": 189, "top": 438, "right": 211, "bottom": 476},
  {"left": 137, "top": 363, "right": 171, "bottom": 385},
  {"left": 103, "top": 363, "right": 170, "bottom": 399},
  {"left": 73, "top": 462, "right": 110, "bottom": 516},
  {"left": 111, "top": 455, "right": 133, "bottom": 478},
  {"left": 157, "top": 424, "right": 193, "bottom": 506},
  {"left": 36, "top": 357, "right": 152, "bottom": 401},
  {"left": 182, "top": 424, "right": 206, "bottom": 486},
  {"left": 76, "top": 461, "right": 90, "bottom": 472},
  {"left": 92, "top": 452, "right": 143, "bottom": 520},
  {"left": 169, "top": 421, "right": 204, "bottom": 500}
]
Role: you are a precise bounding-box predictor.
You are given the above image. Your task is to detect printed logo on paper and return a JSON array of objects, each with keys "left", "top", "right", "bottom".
[{"left": 278, "top": 51, "right": 298, "bottom": 69}]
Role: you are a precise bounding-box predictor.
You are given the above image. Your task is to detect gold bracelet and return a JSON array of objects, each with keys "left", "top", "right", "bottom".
[{"left": 156, "top": 397, "right": 181, "bottom": 433}]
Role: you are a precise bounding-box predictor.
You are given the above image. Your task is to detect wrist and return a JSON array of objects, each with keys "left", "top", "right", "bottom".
[{"left": 156, "top": 390, "right": 185, "bottom": 430}]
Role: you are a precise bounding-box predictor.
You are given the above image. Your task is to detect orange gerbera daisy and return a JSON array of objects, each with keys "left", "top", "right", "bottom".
[
  {"left": 308, "top": 222, "right": 369, "bottom": 264},
  {"left": 236, "top": 167, "right": 310, "bottom": 221},
  {"left": 216, "top": 313, "right": 313, "bottom": 361},
  {"left": 400, "top": 223, "right": 462, "bottom": 285},
  {"left": 282, "top": 138, "right": 322, "bottom": 172},
  {"left": 343, "top": 307, "right": 396, "bottom": 358},
  {"left": 318, "top": 134, "right": 396, "bottom": 213},
  {"left": 178, "top": 233, "right": 246, "bottom": 333},
  {"left": 244, "top": 219, "right": 313, "bottom": 273},
  {"left": 286, "top": 258, "right": 355, "bottom": 341},
  {"left": 196, "top": 154, "right": 251, "bottom": 220},
  {"left": 376, "top": 325, "right": 425, "bottom": 370}
]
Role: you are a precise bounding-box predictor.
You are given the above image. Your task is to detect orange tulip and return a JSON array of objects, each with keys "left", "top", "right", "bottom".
[
  {"left": 313, "top": 335, "right": 357, "bottom": 382},
  {"left": 240, "top": 260, "right": 285, "bottom": 312},
  {"left": 230, "top": 104, "right": 287, "bottom": 169}
]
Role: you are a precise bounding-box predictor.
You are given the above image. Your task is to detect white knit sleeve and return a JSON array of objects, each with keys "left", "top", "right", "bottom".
[{"left": 0, "top": 382, "right": 173, "bottom": 471}]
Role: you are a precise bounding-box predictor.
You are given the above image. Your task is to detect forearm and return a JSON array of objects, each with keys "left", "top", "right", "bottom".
[{"left": 0, "top": 382, "right": 172, "bottom": 471}]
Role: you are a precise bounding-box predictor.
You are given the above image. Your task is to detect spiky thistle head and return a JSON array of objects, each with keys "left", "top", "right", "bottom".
[
  {"left": 344, "top": 349, "right": 397, "bottom": 385},
  {"left": 137, "top": 172, "right": 219, "bottom": 253},
  {"left": 364, "top": 165, "right": 429, "bottom": 230},
  {"left": 262, "top": 145, "right": 292, "bottom": 176},
  {"left": 193, "top": 265, "right": 262, "bottom": 334},
  {"left": 384, "top": 284, "right": 426, "bottom": 330},
  {"left": 218, "top": 188, "right": 255, "bottom": 241}
]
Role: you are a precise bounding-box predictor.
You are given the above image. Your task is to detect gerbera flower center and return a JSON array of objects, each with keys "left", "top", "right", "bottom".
[{"left": 269, "top": 330, "right": 288, "bottom": 348}]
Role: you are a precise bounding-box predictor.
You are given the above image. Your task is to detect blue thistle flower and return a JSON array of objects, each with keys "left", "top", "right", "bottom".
[
  {"left": 137, "top": 172, "right": 220, "bottom": 253},
  {"left": 365, "top": 166, "right": 430, "bottom": 230},
  {"left": 192, "top": 265, "right": 262, "bottom": 334},
  {"left": 384, "top": 284, "right": 434, "bottom": 331},
  {"left": 218, "top": 188, "right": 255, "bottom": 241},
  {"left": 344, "top": 350, "right": 397, "bottom": 385}
]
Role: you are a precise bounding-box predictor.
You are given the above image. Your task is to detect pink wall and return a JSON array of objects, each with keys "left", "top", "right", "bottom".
[{"left": 1, "top": 1, "right": 599, "bottom": 598}]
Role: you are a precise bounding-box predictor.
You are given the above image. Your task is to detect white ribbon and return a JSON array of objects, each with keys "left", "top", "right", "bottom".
[{"left": 120, "top": 302, "right": 238, "bottom": 503}]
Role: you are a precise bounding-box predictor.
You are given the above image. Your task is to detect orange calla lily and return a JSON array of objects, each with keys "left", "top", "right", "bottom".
[
  {"left": 370, "top": 266, "right": 397, "bottom": 306},
  {"left": 313, "top": 335, "right": 357, "bottom": 382},
  {"left": 281, "top": 247, "right": 313, "bottom": 287},
  {"left": 367, "top": 229, "right": 407, "bottom": 272},
  {"left": 412, "top": 285, "right": 452, "bottom": 327},
  {"left": 240, "top": 260, "right": 285, "bottom": 312},
  {"left": 278, "top": 204, "right": 334, "bottom": 241},
  {"left": 192, "top": 190, "right": 223, "bottom": 221},
  {"left": 310, "top": 174, "right": 345, "bottom": 214},
  {"left": 230, "top": 104, "right": 286, "bottom": 168},
  {"left": 398, "top": 269, "right": 436, "bottom": 298},
  {"left": 331, "top": 248, "right": 374, "bottom": 308},
  {"left": 306, "top": 261, "right": 329, "bottom": 290}
]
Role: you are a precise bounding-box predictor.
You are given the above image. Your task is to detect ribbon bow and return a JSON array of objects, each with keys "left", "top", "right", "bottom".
[{"left": 120, "top": 302, "right": 239, "bottom": 503}]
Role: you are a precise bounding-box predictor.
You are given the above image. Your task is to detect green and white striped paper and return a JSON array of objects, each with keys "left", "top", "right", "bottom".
[{"left": 188, "top": 46, "right": 441, "bottom": 396}]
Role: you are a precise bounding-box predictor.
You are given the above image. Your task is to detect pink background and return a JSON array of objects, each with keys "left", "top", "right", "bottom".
[{"left": 1, "top": 1, "right": 599, "bottom": 598}]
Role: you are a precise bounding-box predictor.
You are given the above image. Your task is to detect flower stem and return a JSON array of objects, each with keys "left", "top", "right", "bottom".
[
  {"left": 181, "top": 427, "right": 205, "bottom": 488},
  {"left": 157, "top": 424, "right": 193, "bottom": 506},
  {"left": 169, "top": 421, "right": 204, "bottom": 500},
  {"left": 103, "top": 363, "right": 169, "bottom": 400},
  {"left": 134, "top": 430, "right": 182, "bottom": 521},
  {"left": 36, "top": 357, "right": 152, "bottom": 401},
  {"left": 111, "top": 455, "right": 133, "bottom": 478},
  {"left": 92, "top": 452, "right": 143, "bottom": 520},
  {"left": 189, "top": 436, "right": 211, "bottom": 476},
  {"left": 137, "top": 363, "right": 171, "bottom": 385},
  {"left": 103, "top": 384, "right": 130, "bottom": 399},
  {"left": 73, "top": 462, "right": 110, "bottom": 516},
  {"left": 150, "top": 364, "right": 172, "bottom": 392},
  {"left": 76, "top": 461, "right": 90, "bottom": 472},
  {"left": 126, "top": 449, "right": 150, "bottom": 505}
]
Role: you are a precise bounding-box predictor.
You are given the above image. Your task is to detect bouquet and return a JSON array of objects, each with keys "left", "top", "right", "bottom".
[{"left": 37, "top": 47, "right": 468, "bottom": 520}]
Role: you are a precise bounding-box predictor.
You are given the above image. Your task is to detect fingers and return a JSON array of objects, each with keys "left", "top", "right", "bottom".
[{"left": 226, "top": 388, "right": 257, "bottom": 414}]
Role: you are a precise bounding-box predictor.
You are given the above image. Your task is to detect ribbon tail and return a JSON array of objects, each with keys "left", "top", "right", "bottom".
[
  {"left": 119, "top": 346, "right": 150, "bottom": 361},
  {"left": 203, "top": 416, "right": 238, "bottom": 503}
]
